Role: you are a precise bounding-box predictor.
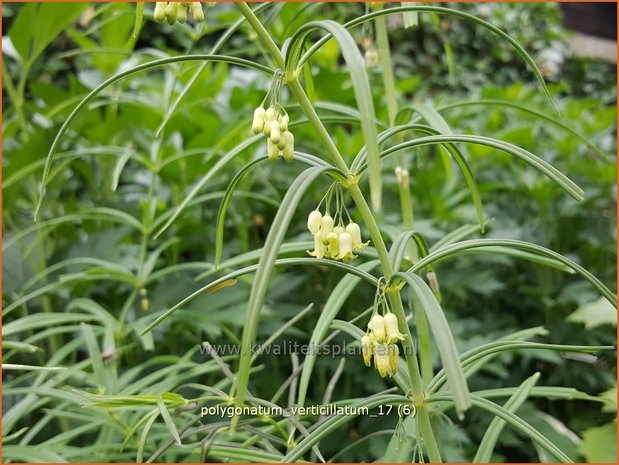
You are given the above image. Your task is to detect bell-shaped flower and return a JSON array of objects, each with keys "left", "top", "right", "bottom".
[
  {"left": 325, "top": 232, "right": 339, "bottom": 258},
  {"left": 338, "top": 231, "right": 356, "bottom": 261},
  {"left": 384, "top": 312, "right": 406, "bottom": 342},
  {"left": 190, "top": 2, "right": 205, "bottom": 22},
  {"left": 154, "top": 2, "right": 167, "bottom": 22},
  {"left": 307, "top": 210, "right": 322, "bottom": 235},
  {"left": 279, "top": 114, "right": 289, "bottom": 132},
  {"left": 361, "top": 334, "right": 374, "bottom": 367},
  {"left": 320, "top": 215, "right": 334, "bottom": 241},
  {"left": 307, "top": 233, "right": 326, "bottom": 259},
  {"left": 374, "top": 344, "right": 390, "bottom": 378},
  {"left": 369, "top": 314, "right": 386, "bottom": 343},
  {"left": 346, "top": 222, "right": 369, "bottom": 251}
]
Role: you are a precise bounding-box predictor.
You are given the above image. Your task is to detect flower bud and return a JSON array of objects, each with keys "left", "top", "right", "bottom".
[
  {"left": 252, "top": 107, "right": 265, "bottom": 134},
  {"left": 269, "top": 120, "right": 281, "bottom": 145},
  {"left": 154, "top": 2, "right": 167, "bottom": 22},
  {"left": 190, "top": 2, "right": 205, "bottom": 22},
  {"left": 338, "top": 231, "right": 355, "bottom": 261},
  {"left": 164, "top": 2, "right": 178, "bottom": 24},
  {"left": 263, "top": 107, "right": 276, "bottom": 136},
  {"left": 384, "top": 312, "right": 406, "bottom": 342},
  {"left": 279, "top": 114, "right": 289, "bottom": 132},
  {"left": 374, "top": 344, "right": 390, "bottom": 378},
  {"left": 176, "top": 4, "right": 188, "bottom": 23},
  {"left": 361, "top": 334, "right": 374, "bottom": 367},
  {"left": 267, "top": 139, "right": 279, "bottom": 162},
  {"left": 365, "top": 48, "right": 379, "bottom": 69},
  {"left": 307, "top": 210, "right": 322, "bottom": 235},
  {"left": 369, "top": 314, "right": 386, "bottom": 343},
  {"left": 282, "top": 131, "right": 294, "bottom": 162}
]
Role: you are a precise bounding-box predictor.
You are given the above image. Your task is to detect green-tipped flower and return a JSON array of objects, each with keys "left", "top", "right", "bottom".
[
  {"left": 369, "top": 314, "right": 386, "bottom": 343},
  {"left": 267, "top": 139, "right": 279, "bottom": 162},
  {"left": 269, "top": 121, "right": 281, "bottom": 145},
  {"left": 263, "top": 107, "right": 276, "bottom": 136},
  {"left": 282, "top": 131, "right": 294, "bottom": 162},
  {"left": 374, "top": 344, "right": 390, "bottom": 378},
  {"left": 384, "top": 312, "right": 406, "bottom": 342},
  {"left": 307, "top": 232, "right": 326, "bottom": 259},
  {"left": 190, "top": 2, "right": 204, "bottom": 22},
  {"left": 279, "top": 114, "right": 289, "bottom": 132},
  {"left": 307, "top": 210, "right": 322, "bottom": 235},
  {"left": 164, "top": 2, "right": 178, "bottom": 24},
  {"left": 154, "top": 2, "right": 167, "bottom": 22},
  {"left": 252, "top": 107, "right": 265, "bottom": 134},
  {"left": 361, "top": 334, "right": 374, "bottom": 367},
  {"left": 325, "top": 232, "right": 339, "bottom": 258},
  {"left": 365, "top": 47, "right": 379, "bottom": 69},
  {"left": 338, "top": 231, "right": 356, "bottom": 261},
  {"left": 176, "top": 3, "right": 188, "bottom": 23},
  {"left": 320, "top": 215, "right": 334, "bottom": 241},
  {"left": 346, "top": 222, "right": 369, "bottom": 251}
]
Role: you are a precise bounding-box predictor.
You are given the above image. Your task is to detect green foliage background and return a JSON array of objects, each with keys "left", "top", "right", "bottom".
[{"left": 2, "top": 2, "right": 616, "bottom": 462}]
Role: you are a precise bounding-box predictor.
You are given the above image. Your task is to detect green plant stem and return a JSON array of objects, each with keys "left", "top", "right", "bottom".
[
  {"left": 2, "top": 61, "right": 28, "bottom": 134},
  {"left": 237, "top": 4, "right": 441, "bottom": 461}
]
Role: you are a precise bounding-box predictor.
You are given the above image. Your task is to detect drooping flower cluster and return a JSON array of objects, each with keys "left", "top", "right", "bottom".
[
  {"left": 306, "top": 210, "right": 368, "bottom": 262},
  {"left": 362, "top": 312, "right": 406, "bottom": 378},
  {"left": 252, "top": 106, "right": 294, "bottom": 162},
  {"left": 154, "top": 2, "right": 204, "bottom": 25}
]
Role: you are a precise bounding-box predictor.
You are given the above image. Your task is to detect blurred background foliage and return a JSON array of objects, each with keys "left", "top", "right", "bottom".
[{"left": 2, "top": 2, "right": 616, "bottom": 462}]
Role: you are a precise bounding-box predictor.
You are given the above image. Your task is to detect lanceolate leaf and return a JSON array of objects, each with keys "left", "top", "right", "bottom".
[
  {"left": 286, "top": 20, "right": 382, "bottom": 211},
  {"left": 393, "top": 272, "right": 471, "bottom": 418},
  {"left": 409, "top": 239, "right": 616, "bottom": 305},
  {"left": 34, "top": 55, "right": 274, "bottom": 221}
]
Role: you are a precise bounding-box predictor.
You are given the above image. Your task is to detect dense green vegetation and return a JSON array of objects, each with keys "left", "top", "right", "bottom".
[{"left": 2, "top": 2, "right": 616, "bottom": 462}]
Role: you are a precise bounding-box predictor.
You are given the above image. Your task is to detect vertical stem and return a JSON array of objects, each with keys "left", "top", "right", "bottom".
[{"left": 374, "top": 15, "right": 398, "bottom": 127}]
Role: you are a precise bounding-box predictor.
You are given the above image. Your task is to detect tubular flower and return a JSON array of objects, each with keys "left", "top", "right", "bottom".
[
  {"left": 263, "top": 107, "right": 277, "bottom": 136},
  {"left": 307, "top": 210, "right": 322, "bottom": 235},
  {"left": 267, "top": 139, "right": 279, "bottom": 162},
  {"left": 189, "top": 2, "right": 205, "bottom": 22},
  {"left": 361, "top": 334, "right": 374, "bottom": 367},
  {"left": 176, "top": 4, "right": 188, "bottom": 23},
  {"left": 338, "top": 231, "right": 356, "bottom": 261},
  {"left": 374, "top": 344, "right": 391, "bottom": 378},
  {"left": 345, "top": 222, "right": 369, "bottom": 251},
  {"left": 369, "top": 314, "right": 386, "bottom": 343},
  {"left": 269, "top": 121, "right": 281, "bottom": 145},
  {"left": 384, "top": 312, "right": 406, "bottom": 342},
  {"left": 320, "top": 215, "right": 334, "bottom": 241},
  {"left": 279, "top": 114, "right": 289, "bottom": 132},
  {"left": 154, "top": 2, "right": 167, "bottom": 22},
  {"left": 252, "top": 107, "right": 266, "bottom": 134},
  {"left": 282, "top": 131, "right": 294, "bottom": 162},
  {"left": 307, "top": 232, "right": 326, "bottom": 259},
  {"left": 164, "top": 2, "right": 178, "bottom": 24},
  {"left": 325, "top": 232, "right": 339, "bottom": 258}
]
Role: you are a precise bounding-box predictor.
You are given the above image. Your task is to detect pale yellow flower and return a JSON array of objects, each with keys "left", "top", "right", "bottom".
[
  {"left": 361, "top": 334, "right": 374, "bottom": 367},
  {"left": 338, "top": 231, "right": 356, "bottom": 261},
  {"left": 307, "top": 210, "right": 322, "bottom": 235},
  {"left": 384, "top": 312, "right": 406, "bottom": 342},
  {"left": 369, "top": 314, "right": 386, "bottom": 343}
]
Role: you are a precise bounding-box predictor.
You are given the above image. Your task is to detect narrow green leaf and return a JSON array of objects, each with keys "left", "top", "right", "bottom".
[
  {"left": 474, "top": 372, "right": 541, "bottom": 462},
  {"left": 34, "top": 55, "right": 274, "bottom": 221},
  {"left": 371, "top": 134, "right": 584, "bottom": 201},
  {"left": 300, "top": 5, "right": 559, "bottom": 113},
  {"left": 157, "top": 397, "right": 181, "bottom": 446},
  {"left": 137, "top": 409, "right": 160, "bottom": 463},
  {"left": 409, "top": 239, "right": 616, "bottom": 305},
  {"left": 230, "top": 166, "right": 338, "bottom": 425},
  {"left": 393, "top": 272, "right": 471, "bottom": 418},
  {"left": 133, "top": 2, "right": 144, "bottom": 39},
  {"left": 438, "top": 99, "right": 609, "bottom": 162},
  {"left": 80, "top": 324, "right": 109, "bottom": 393}
]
